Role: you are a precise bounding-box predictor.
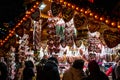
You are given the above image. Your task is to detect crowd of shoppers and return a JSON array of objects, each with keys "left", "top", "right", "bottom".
[{"left": 0, "top": 54, "right": 120, "bottom": 80}]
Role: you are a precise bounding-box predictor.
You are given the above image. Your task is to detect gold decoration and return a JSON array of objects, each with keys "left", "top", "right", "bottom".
[
  {"left": 51, "top": 2, "right": 62, "bottom": 17},
  {"left": 62, "top": 7, "right": 74, "bottom": 22},
  {"left": 88, "top": 21, "right": 100, "bottom": 33},
  {"left": 31, "top": 8, "right": 40, "bottom": 21},
  {"left": 74, "top": 14, "right": 87, "bottom": 29},
  {"left": 103, "top": 29, "right": 120, "bottom": 48}
]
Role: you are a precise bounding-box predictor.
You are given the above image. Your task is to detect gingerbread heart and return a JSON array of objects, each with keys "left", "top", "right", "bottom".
[
  {"left": 88, "top": 21, "right": 100, "bottom": 33},
  {"left": 103, "top": 30, "right": 120, "bottom": 48},
  {"left": 31, "top": 8, "right": 40, "bottom": 21},
  {"left": 62, "top": 7, "right": 74, "bottom": 22},
  {"left": 74, "top": 14, "right": 86, "bottom": 29},
  {"left": 51, "top": 2, "right": 62, "bottom": 17},
  {"left": 21, "top": 18, "right": 31, "bottom": 30}
]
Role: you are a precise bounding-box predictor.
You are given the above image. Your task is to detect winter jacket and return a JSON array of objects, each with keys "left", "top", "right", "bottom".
[
  {"left": 0, "top": 62, "right": 8, "bottom": 80},
  {"left": 23, "top": 67, "right": 35, "bottom": 80},
  {"left": 43, "top": 61, "right": 60, "bottom": 80},
  {"left": 86, "top": 71, "right": 109, "bottom": 80},
  {"left": 62, "top": 67, "right": 86, "bottom": 80}
]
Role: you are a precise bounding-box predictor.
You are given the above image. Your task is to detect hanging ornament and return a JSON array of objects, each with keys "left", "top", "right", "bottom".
[
  {"left": 74, "top": 14, "right": 87, "bottom": 29},
  {"left": 31, "top": 8, "right": 40, "bottom": 21},
  {"left": 62, "top": 7, "right": 74, "bottom": 22},
  {"left": 51, "top": 2, "right": 62, "bottom": 17},
  {"left": 103, "top": 29, "right": 120, "bottom": 48},
  {"left": 87, "top": 21, "right": 100, "bottom": 33},
  {"left": 21, "top": 18, "right": 32, "bottom": 30},
  {"left": 77, "top": 29, "right": 88, "bottom": 39}
]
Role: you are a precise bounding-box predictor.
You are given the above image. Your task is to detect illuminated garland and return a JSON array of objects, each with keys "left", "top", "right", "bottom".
[
  {"left": 0, "top": 1, "right": 40, "bottom": 46},
  {"left": 0, "top": 0, "right": 119, "bottom": 46}
]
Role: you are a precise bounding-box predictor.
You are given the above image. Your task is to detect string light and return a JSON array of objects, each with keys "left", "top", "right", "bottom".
[
  {"left": 80, "top": 8, "right": 85, "bottom": 13},
  {"left": 26, "top": 11, "right": 31, "bottom": 15},
  {"left": 105, "top": 19, "right": 110, "bottom": 24},
  {"left": 11, "top": 31, "right": 14, "bottom": 34},
  {"left": 16, "top": 25, "right": 19, "bottom": 28},
  {"left": 25, "top": 14, "right": 29, "bottom": 18},
  {"left": 3, "top": 40, "right": 5, "bottom": 43},
  {"left": 6, "top": 36, "right": 9, "bottom": 39},
  {"left": 72, "top": 5, "right": 75, "bottom": 9},
  {"left": 31, "top": 8, "right": 35, "bottom": 12},
  {"left": 36, "top": 1, "right": 40, "bottom": 5},
  {"left": 75, "top": 7, "right": 79, "bottom": 11},
  {"left": 111, "top": 22, "right": 116, "bottom": 27},
  {"left": 9, "top": 33, "right": 12, "bottom": 37},
  {"left": 60, "top": 0, "right": 64, "bottom": 3},
  {"left": 118, "top": 21, "right": 120, "bottom": 28},
  {"left": 23, "top": 17, "right": 27, "bottom": 21},
  {"left": 67, "top": 3, "right": 71, "bottom": 7},
  {"left": 5, "top": 38, "right": 8, "bottom": 41},
  {"left": 33, "top": 5, "right": 37, "bottom": 8},
  {"left": 64, "top": 2, "right": 67, "bottom": 5},
  {"left": 89, "top": 12, "right": 94, "bottom": 17},
  {"left": 100, "top": 16, "right": 105, "bottom": 21},
  {"left": 0, "top": 1, "right": 41, "bottom": 46},
  {"left": 94, "top": 15, "right": 99, "bottom": 20},
  {"left": 20, "top": 20, "right": 23, "bottom": 23},
  {"left": 1, "top": 43, "right": 3, "bottom": 46},
  {"left": 1, "top": 0, "right": 118, "bottom": 46}
]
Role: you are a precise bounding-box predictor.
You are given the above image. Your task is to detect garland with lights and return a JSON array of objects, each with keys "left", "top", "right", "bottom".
[
  {"left": 0, "top": 0, "right": 119, "bottom": 47},
  {"left": 0, "top": 1, "right": 40, "bottom": 46}
]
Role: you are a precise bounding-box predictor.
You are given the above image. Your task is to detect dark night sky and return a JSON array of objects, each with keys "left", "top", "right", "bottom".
[{"left": 0, "top": 0, "right": 25, "bottom": 22}]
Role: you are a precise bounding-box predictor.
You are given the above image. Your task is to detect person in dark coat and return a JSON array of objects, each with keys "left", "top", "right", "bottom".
[
  {"left": 116, "top": 65, "right": 120, "bottom": 80},
  {"left": 0, "top": 62, "right": 8, "bottom": 80},
  {"left": 36, "top": 58, "right": 47, "bottom": 80},
  {"left": 22, "top": 60, "right": 35, "bottom": 80},
  {"left": 112, "top": 55, "right": 120, "bottom": 80},
  {"left": 43, "top": 57, "right": 60, "bottom": 80},
  {"left": 86, "top": 60, "right": 109, "bottom": 80}
]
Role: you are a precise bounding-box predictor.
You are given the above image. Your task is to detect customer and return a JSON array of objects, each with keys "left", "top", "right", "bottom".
[
  {"left": 43, "top": 57, "right": 60, "bottom": 80},
  {"left": 116, "top": 64, "right": 120, "bottom": 80},
  {"left": 0, "top": 61, "right": 8, "bottom": 80},
  {"left": 22, "top": 60, "right": 35, "bottom": 80},
  {"left": 112, "top": 55, "right": 120, "bottom": 80},
  {"left": 36, "top": 58, "right": 47, "bottom": 80},
  {"left": 86, "top": 60, "right": 109, "bottom": 80},
  {"left": 62, "top": 59, "right": 86, "bottom": 80}
]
